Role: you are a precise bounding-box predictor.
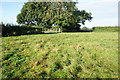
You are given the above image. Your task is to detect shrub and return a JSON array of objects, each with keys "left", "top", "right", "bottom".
[
  {"left": 1, "top": 23, "right": 42, "bottom": 37},
  {"left": 81, "top": 26, "right": 89, "bottom": 30}
]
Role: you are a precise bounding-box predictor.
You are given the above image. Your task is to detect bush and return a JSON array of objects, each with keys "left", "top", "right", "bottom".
[
  {"left": 92, "top": 26, "right": 119, "bottom": 32},
  {"left": 81, "top": 26, "right": 89, "bottom": 30},
  {"left": 1, "top": 23, "right": 42, "bottom": 37}
]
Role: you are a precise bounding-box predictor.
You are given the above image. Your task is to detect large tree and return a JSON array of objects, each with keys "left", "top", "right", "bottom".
[{"left": 17, "top": 1, "right": 92, "bottom": 31}]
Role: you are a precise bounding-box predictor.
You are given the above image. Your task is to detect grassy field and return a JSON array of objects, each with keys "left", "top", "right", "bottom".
[{"left": 2, "top": 32, "right": 118, "bottom": 78}]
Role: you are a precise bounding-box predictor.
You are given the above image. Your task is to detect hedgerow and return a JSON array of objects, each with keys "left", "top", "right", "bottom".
[{"left": 1, "top": 23, "right": 42, "bottom": 37}]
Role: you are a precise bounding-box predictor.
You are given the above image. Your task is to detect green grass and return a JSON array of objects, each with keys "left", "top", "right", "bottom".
[{"left": 2, "top": 32, "right": 118, "bottom": 78}]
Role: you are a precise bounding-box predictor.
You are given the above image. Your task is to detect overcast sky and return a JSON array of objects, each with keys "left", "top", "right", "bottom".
[{"left": 0, "top": 0, "right": 119, "bottom": 28}]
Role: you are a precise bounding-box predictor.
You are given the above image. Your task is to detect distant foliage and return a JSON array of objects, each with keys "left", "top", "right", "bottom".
[
  {"left": 1, "top": 23, "right": 42, "bottom": 37},
  {"left": 81, "top": 26, "right": 89, "bottom": 30},
  {"left": 63, "top": 26, "right": 93, "bottom": 32},
  {"left": 92, "top": 26, "right": 118, "bottom": 32}
]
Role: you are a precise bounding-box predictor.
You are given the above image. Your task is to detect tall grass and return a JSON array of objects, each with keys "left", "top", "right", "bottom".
[{"left": 2, "top": 32, "right": 118, "bottom": 78}]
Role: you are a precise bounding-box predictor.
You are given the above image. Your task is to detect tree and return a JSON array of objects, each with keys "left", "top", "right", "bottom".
[{"left": 17, "top": 1, "right": 92, "bottom": 32}]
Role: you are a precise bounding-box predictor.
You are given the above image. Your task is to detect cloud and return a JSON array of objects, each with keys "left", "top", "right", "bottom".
[
  {"left": 78, "top": 0, "right": 119, "bottom": 2},
  {"left": 83, "top": 18, "right": 118, "bottom": 27},
  {"left": 76, "top": 0, "right": 118, "bottom": 27}
]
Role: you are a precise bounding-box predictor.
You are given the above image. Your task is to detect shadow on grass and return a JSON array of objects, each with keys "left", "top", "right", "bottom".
[
  {"left": 2, "top": 30, "right": 93, "bottom": 37},
  {"left": 2, "top": 32, "right": 59, "bottom": 37},
  {"left": 63, "top": 30, "right": 93, "bottom": 33}
]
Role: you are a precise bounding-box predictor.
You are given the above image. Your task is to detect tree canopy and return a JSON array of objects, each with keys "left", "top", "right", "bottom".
[{"left": 17, "top": 1, "right": 92, "bottom": 31}]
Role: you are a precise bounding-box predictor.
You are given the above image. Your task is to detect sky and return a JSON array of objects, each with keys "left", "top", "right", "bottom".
[{"left": 0, "top": 0, "right": 119, "bottom": 28}]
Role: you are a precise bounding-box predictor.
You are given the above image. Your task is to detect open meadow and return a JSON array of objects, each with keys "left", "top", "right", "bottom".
[{"left": 2, "top": 32, "right": 118, "bottom": 78}]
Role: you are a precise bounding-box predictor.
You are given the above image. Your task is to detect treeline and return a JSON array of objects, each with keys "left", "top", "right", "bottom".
[
  {"left": 63, "top": 26, "right": 119, "bottom": 32},
  {"left": 1, "top": 23, "right": 119, "bottom": 37},
  {"left": 1, "top": 23, "right": 42, "bottom": 37},
  {"left": 93, "top": 26, "right": 119, "bottom": 32}
]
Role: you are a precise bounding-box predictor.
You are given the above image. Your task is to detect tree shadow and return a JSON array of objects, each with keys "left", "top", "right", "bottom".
[
  {"left": 2, "top": 30, "right": 93, "bottom": 37},
  {"left": 63, "top": 30, "right": 93, "bottom": 33}
]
